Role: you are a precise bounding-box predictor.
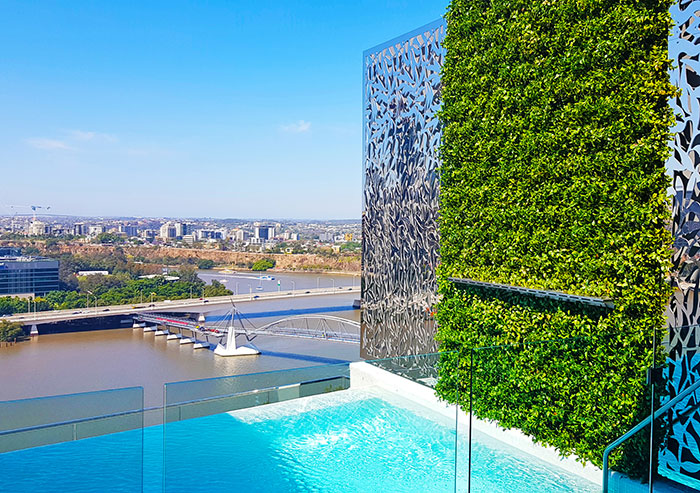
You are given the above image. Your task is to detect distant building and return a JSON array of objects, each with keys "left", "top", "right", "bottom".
[
  {"left": 27, "top": 220, "right": 48, "bottom": 236},
  {"left": 235, "top": 230, "right": 250, "bottom": 242},
  {"left": 254, "top": 225, "right": 275, "bottom": 240},
  {"left": 182, "top": 234, "right": 195, "bottom": 245},
  {"left": 159, "top": 222, "right": 177, "bottom": 239},
  {"left": 140, "top": 229, "right": 157, "bottom": 241},
  {"left": 119, "top": 225, "right": 138, "bottom": 237},
  {"left": 77, "top": 270, "right": 109, "bottom": 276},
  {"left": 88, "top": 225, "right": 106, "bottom": 236},
  {"left": 0, "top": 256, "right": 60, "bottom": 296},
  {"left": 318, "top": 232, "right": 333, "bottom": 242},
  {"left": 197, "top": 229, "right": 224, "bottom": 241},
  {"left": 72, "top": 223, "right": 87, "bottom": 236},
  {"left": 175, "top": 223, "right": 190, "bottom": 238},
  {"left": 282, "top": 232, "right": 300, "bottom": 241}
]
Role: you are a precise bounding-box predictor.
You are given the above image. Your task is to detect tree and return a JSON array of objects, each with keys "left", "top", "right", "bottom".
[
  {"left": 0, "top": 320, "right": 24, "bottom": 342},
  {"left": 251, "top": 258, "right": 275, "bottom": 271},
  {"left": 174, "top": 265, "right": 202, "bottom": 284},
  {"left": 203, "top": 280, "right": 233, "bottom": 297},
  {"left": 197, "top": 259, "right": 215, "bottom": 270}
]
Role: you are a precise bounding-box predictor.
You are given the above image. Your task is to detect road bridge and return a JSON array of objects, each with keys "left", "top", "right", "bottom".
[{"left": 5, "top": 287, "right": 358, "bottom": 330}]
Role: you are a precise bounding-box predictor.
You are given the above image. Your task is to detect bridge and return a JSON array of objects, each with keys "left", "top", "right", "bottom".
[
  {"left": 133, "top": 311, "right": 360, "bottom": 357},
  {"left": 5, "top": 287, "right": 358, "bottom": 330}
]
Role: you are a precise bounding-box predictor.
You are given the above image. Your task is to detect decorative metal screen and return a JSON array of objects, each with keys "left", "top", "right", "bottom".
[
  {"left": 662, "top": 1, "right": 700, "bottom": 488},
  {"left": 361, "top": 20, "right": 445, "bottom": 359}
]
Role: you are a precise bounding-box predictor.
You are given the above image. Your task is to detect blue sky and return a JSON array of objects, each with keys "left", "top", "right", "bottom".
[{"left": 0, "top": 0, "right": 446, "bottom": 220}]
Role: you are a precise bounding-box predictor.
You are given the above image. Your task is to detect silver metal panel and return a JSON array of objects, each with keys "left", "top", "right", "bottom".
[
  {"left": 663, "top": 1, "right": 700, "bottom": 488},
  {"left": 361, "top": 20, "right": 445, "bottom": 359}
]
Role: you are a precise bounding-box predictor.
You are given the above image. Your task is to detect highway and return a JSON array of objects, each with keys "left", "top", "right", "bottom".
[{"left": 5, "top": 286, "right": 359, "bottom": 326}]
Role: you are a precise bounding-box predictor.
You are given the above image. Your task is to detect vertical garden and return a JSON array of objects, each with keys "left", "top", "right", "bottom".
[{"left": 436, "top": 0, "right": 674, "bottom": 476}]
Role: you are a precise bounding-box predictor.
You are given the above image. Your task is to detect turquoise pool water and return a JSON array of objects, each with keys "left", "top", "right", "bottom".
[{"left": 1, "top": 389, "right": 598, "bottom": 492}]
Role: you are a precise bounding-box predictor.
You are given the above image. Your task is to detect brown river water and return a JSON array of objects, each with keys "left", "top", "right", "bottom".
[{"left": 0, "top": 279, "right": 360, "bottom": 408}]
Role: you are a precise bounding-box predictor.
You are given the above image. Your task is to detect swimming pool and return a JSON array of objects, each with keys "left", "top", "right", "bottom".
[{"left": 1, "top": 387, "right": 597, "bottom": 492}]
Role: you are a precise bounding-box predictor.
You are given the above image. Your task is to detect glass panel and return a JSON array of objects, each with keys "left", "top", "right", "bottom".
[
  {"left": 163, "top": 354, "right": 457, "bottom": 492},
  {"left": 0, "top": 386, "right": 144, "bottom": 492},
  {"left": 468, "top": 337, "right": 622, "bottom": 492}
]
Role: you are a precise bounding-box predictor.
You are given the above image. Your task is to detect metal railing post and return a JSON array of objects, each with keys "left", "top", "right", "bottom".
[{"left": 602, "top": 377, "right": 700, "bottom": 492}]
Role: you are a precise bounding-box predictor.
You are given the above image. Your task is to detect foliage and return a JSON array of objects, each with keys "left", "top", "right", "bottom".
[
  {"left": 0, "top": 320, "right": 24, "bottom": 342},
  {"left": 202, "top": 280, "right": 232, "bottom": 297},
  {"left": 0, "top": 297, "right": 28, "bottom": 316},
  {"left": 93, "top": 232, "right": 125, "bottom": 244},
  {"left": 340, "top": 241, "right": 361, "bottom": 252},
  {"left": 197, "top": 259, "right": 215, "bottom": 270},
  {"left": 437, "top": 0, "right": 674, "bottom": 478},
  {"left": 251, "top": 258, "right": 275, "bottom": 271}
]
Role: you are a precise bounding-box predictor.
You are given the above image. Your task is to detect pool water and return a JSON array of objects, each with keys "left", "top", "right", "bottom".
[{"left": 1, "top": 389, "right": 598, "bottom": 492}]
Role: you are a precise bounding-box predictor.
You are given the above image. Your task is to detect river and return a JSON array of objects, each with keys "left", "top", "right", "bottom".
[{"left": 0, "top": 272, "right": 361, "bottom": 407}]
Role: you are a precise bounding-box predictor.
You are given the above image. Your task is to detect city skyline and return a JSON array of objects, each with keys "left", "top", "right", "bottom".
[{"left": 1, "top": 0, "right": 446, "bottom": 219}]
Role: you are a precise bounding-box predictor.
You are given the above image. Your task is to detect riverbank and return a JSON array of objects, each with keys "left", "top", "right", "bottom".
[{"left": 2, "top": 241, "right": 361, "bottom": 273}]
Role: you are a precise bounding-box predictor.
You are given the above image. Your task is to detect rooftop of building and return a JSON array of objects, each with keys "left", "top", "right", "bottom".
[{"left": 0, "top": 255, "right": 57, "bottom": 263}]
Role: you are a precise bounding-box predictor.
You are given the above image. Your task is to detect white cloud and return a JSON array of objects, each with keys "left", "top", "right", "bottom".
[
  {"left": 25, "top": 138, "right": 74, "bottom": 150},
  {"left": 67, "top": 129, "right": 117, "bottom": 142},
  {"left": 281, "top": 120, "right": 312, "bottom": 133}
]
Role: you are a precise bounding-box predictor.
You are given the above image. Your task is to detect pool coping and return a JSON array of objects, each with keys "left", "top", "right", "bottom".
[{"left": 349, "top": 361, "right": 658, "bottom": 492}]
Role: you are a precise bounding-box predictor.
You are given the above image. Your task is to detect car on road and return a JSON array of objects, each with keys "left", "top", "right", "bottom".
[
  {"left": 253, "top": 295, "right": 260, "bottom": 299},
  {"left": 148, "top": 304, "right": 155, "bottom": 307},
  {"left": 102, "top": 308, "right": 110, "bottom": 312},
  {"left": 72, "top": 311, "right": 81, "bottom": 314},
  {"left": 305, "top": 291, "right": 311, "bottom": 294},
  {"left": 203, "top": 299, "right": 209, "bottom": 303}
]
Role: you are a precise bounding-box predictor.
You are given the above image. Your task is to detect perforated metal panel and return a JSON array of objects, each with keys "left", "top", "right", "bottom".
[
  {"left": 361, "top": 20, "right": 445, "bottom": 359},
  {"left": 662, "top": 2, "right": 700, "bottom": 488}
]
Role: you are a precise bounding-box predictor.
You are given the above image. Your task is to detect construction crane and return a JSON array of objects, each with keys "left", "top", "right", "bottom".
[{"left": 6, "top": 205, "right": 51, "bottom": 221}]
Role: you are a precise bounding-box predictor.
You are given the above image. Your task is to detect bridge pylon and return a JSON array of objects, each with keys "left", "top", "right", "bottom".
[{"left": 214, "top": 325, "right": 260, "bottom": 357}]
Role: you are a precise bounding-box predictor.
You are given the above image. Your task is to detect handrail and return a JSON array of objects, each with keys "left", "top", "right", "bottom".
[
  {"left": 0, "top": 406, "right": 159, "bottom": 437},
  {"left": 602, "top": 377, "right": 700, "bottom": 492},
  {"left": 164, "top": 374, "right": 349, "bottom": 409}
]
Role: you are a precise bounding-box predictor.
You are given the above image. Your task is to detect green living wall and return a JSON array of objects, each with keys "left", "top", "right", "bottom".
[{"left": 436, "top": 0, "right": 674, "bottom": 476}]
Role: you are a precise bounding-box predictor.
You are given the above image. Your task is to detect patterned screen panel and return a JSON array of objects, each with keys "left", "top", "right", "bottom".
[
  {"left": 361, "top": 20, "right": 445, "bottom": 359},
  {"left": 662, "top": 1, "right": 700, "bottom": 488}
]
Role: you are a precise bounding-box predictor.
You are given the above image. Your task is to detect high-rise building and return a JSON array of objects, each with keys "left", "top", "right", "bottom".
[
  {"left": 235, "top": 230, "right": 250, "bottom": 242},
  {"left": 0, "top": 255, "right": 60, "bottom": 296},
  {"left": 27, "top": 221, "right": 48, "bottom": 236},
  {"left": 159, "top": 222, "right": 177, "bottom": 239},
  {"left": 254, "top": 225, "right": 275, "bottom": 240},
  {"left": 119, "top": 225, "right": 138, "bottom": 237},
  {"left": 72, "top": 223, "right": 87, "bottom": 236}
]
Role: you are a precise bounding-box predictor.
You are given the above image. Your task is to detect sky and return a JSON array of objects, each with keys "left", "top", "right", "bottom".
[{"left": 0, "top": 0, "right": 447, "bottom": 220}]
